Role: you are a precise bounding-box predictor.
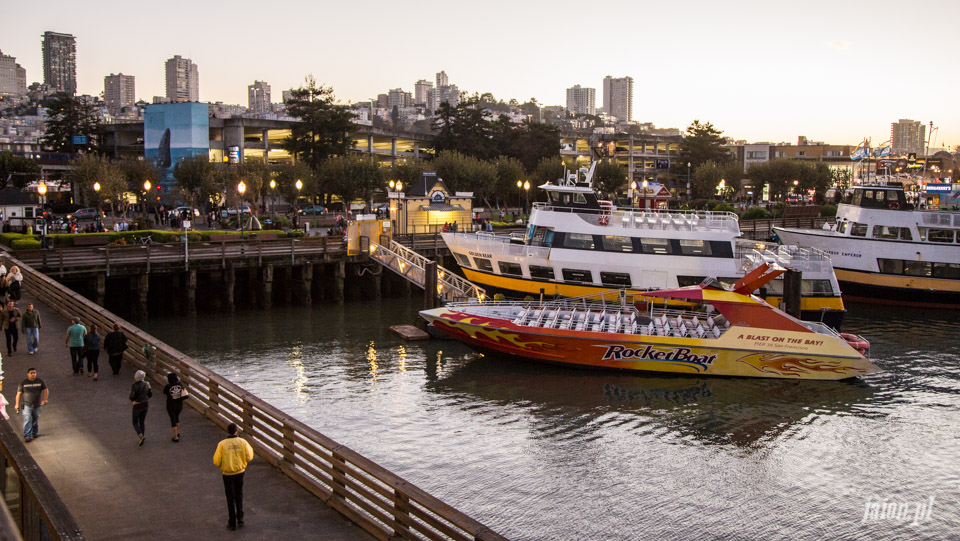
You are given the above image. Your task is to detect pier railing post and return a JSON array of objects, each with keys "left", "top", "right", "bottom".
[{"left": 424, "top": 260, "right": 437, "bottom": 310}]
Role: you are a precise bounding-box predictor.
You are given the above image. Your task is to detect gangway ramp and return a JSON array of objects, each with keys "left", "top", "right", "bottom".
[{"left": 370, "top": 240, "right": 485, "bottom": 304}]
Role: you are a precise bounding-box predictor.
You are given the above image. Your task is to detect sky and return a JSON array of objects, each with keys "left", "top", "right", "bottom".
[{"left": 3, "top": 0, "right": 959, "bottom": 148}]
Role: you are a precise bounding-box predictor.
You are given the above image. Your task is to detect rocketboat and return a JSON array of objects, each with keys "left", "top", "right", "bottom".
[{"left": 420, "top": 265, "right": 878, "bottom": 380}]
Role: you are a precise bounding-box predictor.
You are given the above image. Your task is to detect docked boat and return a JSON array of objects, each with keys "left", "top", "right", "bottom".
[
  {"left": 420, "top": 266, "right": 877, "bottom": 380},
  {"left": 774, "top": 183, "right": 960, "bottom": 307},
  {"left": 444, "top": 166, "right": 846, "bottom": 328}
]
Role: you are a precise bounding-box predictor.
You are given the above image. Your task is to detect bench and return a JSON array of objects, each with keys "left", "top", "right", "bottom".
[{"left": 72, "top": 236, "right": 111, "bottom": 246}]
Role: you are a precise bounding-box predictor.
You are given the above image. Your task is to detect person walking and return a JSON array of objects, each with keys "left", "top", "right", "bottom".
[
  {"left": 15, "top": 368, "right": 48, "bottom": 442},
  {"left": 213, "top": 423, "right": 254, "bottom": 530},
  {"left": 162, "top": 372, "right": 189, "bottom": 442},
  {"left": 2, "top": 301, "right": 21, "bottom": 356},
  {"left": 83, "top": 324, "right": 101, "bottom": 381},
  {"left": 6, "top": 266, "right": 22, "bottom": 303},
  {"left": 21, "top": 303, "right": 41, "bottom": 354},
  {"left": 103, "top": 323, "right": 128, "bottom": 375},
  {"left": 65, "top": 318, "right": 87, "bottom": 374},
  {"left": 129, "top": 370, "right": 152, "bottom": 446}
]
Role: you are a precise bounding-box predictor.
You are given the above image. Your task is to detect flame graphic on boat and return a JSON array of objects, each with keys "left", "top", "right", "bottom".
[
  {"left": 434, "top": 311, "right": 564, "bottom": 355},
  {"left": 736, "top": 353, "right": 864, "bottom": 377}
]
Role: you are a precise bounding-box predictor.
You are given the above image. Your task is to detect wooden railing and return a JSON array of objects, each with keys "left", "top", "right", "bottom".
[
  {"left": 12, "top": 256, "right": 504, "bottom": 541},
  {"left": 0, "top": 417, "right": 83, "bottom": 540},
  {"left": 14, "top": 237, "right": 348, "bottom": 276},
  {"left": 738, "top": 217, "right": 830, "bottom": 240}
]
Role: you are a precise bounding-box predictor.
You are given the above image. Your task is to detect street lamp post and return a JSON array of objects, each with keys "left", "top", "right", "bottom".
[
  {"left": 37, "top": 182, "right": 47, "bottom": 248},
  {"left": 93, "top": 181, "right": 101, "bottom": 230},
  {"left": 686, "top": 162, "right": 692, "bottom": 203},
  {"left": 716, "top": 179, "right": 726, "bottom": 202},
  {"left": 295, "top": 179, "right": 303, "bottom": 230},
  {"left": 641, "top": 179, "right": 649, "bottom": 209},
  {"left": 269, "top": 179, "right": 276, "bottom": 223},
  {"left": 142, "top": 180, "right": 151, "bottom": 226},
  {"left": 237, "top": 181, "right": 247, "bottom": 239},
  {"left": 523, "top": 180, "right": 530, "bottom": 217},
  {"left": 516, "top": 180, "right": 522, "bottom": 218}
]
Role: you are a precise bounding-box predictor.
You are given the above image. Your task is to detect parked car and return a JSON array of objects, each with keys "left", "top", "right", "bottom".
[
  {"left": 299, "top": 205, "right": 327, "bottom": 215},
  {"left": 172, "top": 206, "right": 201, "bottom": 218},
  {"left": 68, "top": 208, "right": 104, "bottom": 221},
  {"left": 222, "top": 204, "right": 253, "bottom": 216}
]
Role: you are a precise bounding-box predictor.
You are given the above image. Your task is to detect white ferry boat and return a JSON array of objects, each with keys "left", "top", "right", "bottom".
[
  {"left": 443, "top": 172, "right": 846, "bottom": 329},
  {"left": 774, "top": 183, "right": 960, "bottom": 307}
]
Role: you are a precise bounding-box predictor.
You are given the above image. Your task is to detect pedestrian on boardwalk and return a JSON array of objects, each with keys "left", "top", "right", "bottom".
[
  {"left": 2, "top": 301, "right": 21, "bottom": 355},
  {"left": 162, "top": 372, "right": 189, "bottom": 442},
  {"left": 130, "top": 370, "right": 152, "bottom": 446},
  {"left": 6, "top": 266, "right": 22, "bottom": 303},
  {"left": 103, "top": 323, "right": 128, "bottom": 375},
  {"left": 15, "top": 367, "right": 48, "bottom": 442},
  {"left": 83, "top": 324, "right": 101, "bottom": 380},
  {"left": 65, "top": 317, "right": 87, "bottom": 374},
  {"left": 213, "top": 422, "right": 254, "bottom": 530},
  {"left": 21, "top": 303, "right": 41, "bottom": 354}
]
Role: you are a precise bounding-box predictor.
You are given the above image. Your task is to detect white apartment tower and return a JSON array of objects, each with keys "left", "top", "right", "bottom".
[
  {"left": 436, "top": 71, "right": 448, "bottom": 88},
  {"left": 104, "top": 73, "right": 135, "bottom": 114},
  {"left": 602, "top": 75, "right": 633, "bottom": 121},
  {"left": 248, "top": 80, "right": 271, "bottom": 114},
  {"left": 566, "top": 85, "right": 596, "bottom": 115},
  {"left": 414, "top": 79, "right": 433, "bottom": 105},
  {"left": 0, "top": 50, "right": 27, "bottom": 97},
  {"left": 165, "top": 55, "right": 199, "bottom": 102},
  {"left": 890, "top": 119, "right": 926, "bottom": 156},
  {"left": 42, "top": 31, "right": 77, "bottom": 95}
]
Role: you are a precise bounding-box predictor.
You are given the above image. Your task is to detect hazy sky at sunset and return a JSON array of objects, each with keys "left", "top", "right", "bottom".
[{"left": 4, "top": 0, "right": 958, "bottom": 148}]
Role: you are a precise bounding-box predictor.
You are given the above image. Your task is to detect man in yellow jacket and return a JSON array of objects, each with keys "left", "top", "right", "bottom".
[{"left": 213, "top": 423, "right": 254, "bottom": 530}]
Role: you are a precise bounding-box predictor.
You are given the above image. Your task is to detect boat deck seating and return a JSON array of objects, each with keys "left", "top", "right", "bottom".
[{"left": 508, "top": 306, "right": 729, "bottom": 339}]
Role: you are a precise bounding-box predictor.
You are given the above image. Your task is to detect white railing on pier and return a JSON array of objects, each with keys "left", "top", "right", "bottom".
[{"left": 370, "top": 240, "right": 486, "bottom": 304}]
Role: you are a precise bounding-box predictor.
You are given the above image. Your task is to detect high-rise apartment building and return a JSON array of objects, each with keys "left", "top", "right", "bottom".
[
  {"left": 42, "top": 31, "right": 77, "bottom": 95},
  {"left": 414, "top": 79, "right": 433, "bottom": 105},
  {"left": 438, "top": 84, "right": 459, "bottom": 108},
  {"left": 104, "top": 73, "right": 135, "bottom": 114},
  {"left": 890, "top": 119, "right": 926, "bottom": 156},
  {"left": 602, "top": 75, "right": 633, "bottom": 121},
  {"left": 248, "top": 80, "right": 271, "bottom": 113},
  {"left": 0, "top": 50, "right": 27, "bottom": 97},
  {"left": 566, "top": 85, "right": 596, "bottom": 115},
  {"left": 165, "top": 55, "right": 199, "bottom": 102},
  {"left": 436, "top": 71, "right": 448, "bottom": 88}
]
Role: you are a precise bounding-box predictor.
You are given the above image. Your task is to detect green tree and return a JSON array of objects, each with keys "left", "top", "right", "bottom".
[
  {"left": 388, "top": 161, "right": 425, "bottom": 188},
  {"left": 0, "top": 152, "right": 41, "bottom": 188},
  {"left": 432, "top": 97, "right": 498, "bottom": 160},
  {"left": 71, "top": 153, "right": 125, "bottom": 213},
  {"left": 506, "top": 121, "right": 561, "bottom": 171},
  {"left": 679, "top": 120, "right": 732, "bottom": 171},
  {"left": 494, "top": 156, "right": 526, "bottom": 207},
  {"left": 691, "top": 160, "right": 744, "bottom": 200},
  {"left": 172, "top": 154, "right": 215, "bottom": 208},
  {"left": 533, "top": 157, "right": 565, "bottom": 185},
  {"left": 42, "top": 93, "right": 101, "bottom": 154},
  {"left": 237, "top": 159, "right": 271, "bottom": 213},
  {"left": 281, "top": 76, "right": 355, "bottom": 173},
  {"left": 320, "top": 155, "right": 383, "bottom": 210},
  {"left": 273, "top": 161, "right": 316, "bottom": 210},
  {"left": 592, "top": 159, "right": 627, "bottom": 198}
]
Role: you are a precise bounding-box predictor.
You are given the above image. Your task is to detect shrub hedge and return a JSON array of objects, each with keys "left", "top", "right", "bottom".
[
  {"left": 740, "top": 207, "right": 769, "bottom": 220},
  {"left": 10, "top": 238, "right": 42, "bottom": 250}
]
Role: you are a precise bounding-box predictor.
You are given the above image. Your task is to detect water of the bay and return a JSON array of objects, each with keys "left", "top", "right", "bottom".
[{"left": 143, "top": 300, "right": 960, "bottom": 540}]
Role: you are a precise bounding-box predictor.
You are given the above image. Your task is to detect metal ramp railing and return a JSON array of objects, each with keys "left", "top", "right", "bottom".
[{"left": 370, "top": 240, "right": 486, "bottom": 304}]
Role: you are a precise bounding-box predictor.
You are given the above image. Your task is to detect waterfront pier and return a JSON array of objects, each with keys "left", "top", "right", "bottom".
[{"left": 0, "top": 255, "right": 504, "bottom": 540}]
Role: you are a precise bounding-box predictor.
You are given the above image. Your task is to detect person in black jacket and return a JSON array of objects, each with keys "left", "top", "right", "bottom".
[
  {"left": 103, "top": 324, "right": 128, "bottom": 376},
  {"left": 162, "top": 372, "right": 188, "bottom": 442},
  {"left": 129, "top": 370, "right": 152, "bottom": 446}
]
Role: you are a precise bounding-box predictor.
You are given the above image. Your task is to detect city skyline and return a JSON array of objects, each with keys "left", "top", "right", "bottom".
[{"left": 3, "top": 0, "right": 959, "bottom": 148}]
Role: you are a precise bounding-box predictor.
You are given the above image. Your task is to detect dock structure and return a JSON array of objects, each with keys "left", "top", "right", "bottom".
[
  {"left": 0, "top": 255, "right": 505, "bottom": 540},
  {"left": 369, "top": 240, "right": 485, "bottom": 304}
]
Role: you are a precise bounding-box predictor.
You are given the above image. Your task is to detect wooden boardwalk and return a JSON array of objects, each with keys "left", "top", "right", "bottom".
[{"left": 0, "top": 292, "right": 369, "bottom": 540}]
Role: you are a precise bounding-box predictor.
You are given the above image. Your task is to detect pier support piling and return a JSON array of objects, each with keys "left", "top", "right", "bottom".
[
  {"left": 258, "top": 264, "right": 274, "bottom": 309},
  {"left": 185, "top": 269, "right": 197, "bottom": 316},
  {"left": 293, "top": 263, "right": 313, "bottom": 306},
  {"left": 131, "top": 273, "right": 149, "bottom": 320},
  {"left": 224, "top": 264, "right": 236, "bottom": 313},
  {"left": 334, "top": 261, "right": 345, "bottom": 305},
  {"left": 424, "top": 260, "right": 438, "bottom": 310},
  {"left": 93, "top": 272, "right": 106, "bottom": 307},
  {"left": 783, "top": 268, "right": 802, "bottom": 319}
]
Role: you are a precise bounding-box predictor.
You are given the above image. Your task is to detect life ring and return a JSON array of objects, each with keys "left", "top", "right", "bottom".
[
  {"left": 888, "top": 201, "right": 900, "bottom": 210},
  {"left": 598, "top": 215, "right": 610, "bottom": 226},
  {"left": 840, "top": 333, "right": 870, "bottom": 355}
]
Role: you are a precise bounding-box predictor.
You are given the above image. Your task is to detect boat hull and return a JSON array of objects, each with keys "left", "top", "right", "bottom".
[{"left": 421, "top": 308, "right": 876, "bottom": 380}]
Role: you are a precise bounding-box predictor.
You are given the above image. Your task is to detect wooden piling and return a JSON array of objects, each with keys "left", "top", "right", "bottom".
[
  {"left": 424, "top": 260, "right": 437, "bottom": 310},
  {"left": 783, "top": 268, "right": 802, "bottom": 319}
]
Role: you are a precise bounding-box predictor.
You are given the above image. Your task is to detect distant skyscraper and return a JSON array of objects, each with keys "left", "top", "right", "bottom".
[
  {"left": 890, "top": 119, "right": 926, "bottom": 155},
  {"left": 104, "top": 73, "right": 135, "bottom": 114},
  {"left": 602, "top": 75, "right": 633, "bottom": 121},
  {"left": 414, "top": 79, "right": 433, "bottom": 105},
  {"left": 248, "top": 80, "right": 271, "bottom": 113},
  {"left": 566, "top": 85, "right": 596, "bottom": 115},
  {"left": 436, "top": 71, "right": 448, "bottom": 88},
  {"left": 0, "top": 50, "right": 27, "bottom": 97},
  {"left": 165, "top": 55, "right": 199, "bottom": 102},
  {"left": 42, "top": 31, "right": 77, "bottom": 95},
  {"left": 387, "top": 88, "right": 412, "bottom": 109}
]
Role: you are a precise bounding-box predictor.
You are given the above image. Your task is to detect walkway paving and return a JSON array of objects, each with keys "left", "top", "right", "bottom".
[{"left": 0, "top": 293, "right": 370, "bottom": 540}]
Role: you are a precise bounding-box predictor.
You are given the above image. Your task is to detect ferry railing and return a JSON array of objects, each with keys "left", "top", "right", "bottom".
[
  {"left": 532, "top": 203, "right": 740, "bottom": 234},
  {"left": 442, "top": 233, "right": 551, "bottom": 259},
  {"left": 0, "top": 416, "right": 83, "bottom": 540},
  {"left": 11, "top": 255, "right": 504, "bottom": 541}
]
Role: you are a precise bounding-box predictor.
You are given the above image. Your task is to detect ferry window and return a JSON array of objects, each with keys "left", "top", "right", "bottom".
[
  {"left": 529, "top": 265, "right": 555, "bottom": 280},
  {"left": 498, "top": 262, "right": 523, "bottom": 277},
  {"left": 601, "top": 235, "right": 633, "bottom": 252},
  {"left": 679, "top": 239, "right": 712, "bottom": 256},
  {"left": 872, "top": 226, "right": 899, "bottom": 240},
  {"left": 763, "top": 279, "right": 784, "bottom": 295},
  {"left": 561, "top": 268, "right": 593, "bottom": 284},
  {"left": 837, "top": 222, "right": 847, "bottom": 234},
  {"left": 600, "top": 272, "right": 632, "bottom": 287},
  {"left": 562, "top": 232, "right": 596, "bottom": 250},
  {"left": 903, "top": 261, "right": 932, "bottom": 277},
  {"left": 640, "top": 237, "right": 672, "bottom": 254},
  {"left": 927, "top": 229, "right": 955, "bottom": 243},
  {"left": 575, "top": 193, "right": 587, "bottom": 204},
  {"left": 453, "top": 252, "right": 472, "bottom": 267},
  {"left": 878, "top": 259, "right": 903, "bottom": 274},
  {"left": 900, "top": 228, "right": 913, "bottom": 241},
  {"left": 677, "top": 276, "right": 705, "bottom": 287},
  {"left": 474, "top": 257, "right": 494, "bottom": 272},
  {"left": 933, "top": 263, "right": 960, "bottom": 279},
  {"left": 849, "top": 223, "right": 868, "bottom": 237},
  {"left": 709, "top": 241, "right": 734, "bottom": 258},
  {"left": 801, "top": 280, "right": 834, "bottom": 295}
]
